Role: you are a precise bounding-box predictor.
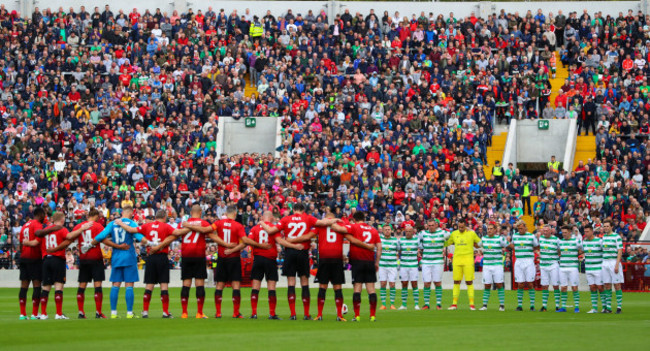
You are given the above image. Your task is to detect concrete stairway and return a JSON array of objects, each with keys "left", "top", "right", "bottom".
[
  {"left": 484, "top": 131, "right": 508, "bottom": 180},
  {"left": 573, "top": 135, "right": 596, "bottom": 170},
  {"left": 244, "top": 74, "right": 256, "bottom": 97},
  {"left": 549, "top": 52, "right": 569, "bottom": 108},
  {"left": 522, "top": 195, "right": 538, "bottom": 231}
]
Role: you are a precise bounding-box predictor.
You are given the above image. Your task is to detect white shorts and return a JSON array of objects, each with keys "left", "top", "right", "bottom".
[
  {"left": 400, "top": 267, "right": 419, "bottom": 282},
  {"left": 378, "top": 267, "right": 398, "bottom": 283},
  {"left": 540, "top": 264, "right": 560, "bottom": 287},
  {"left": 586, "top": 270, "right": 603, "bottom": 286},
  {"left": 601, "top": 260, "right": 624, "bottom": 284},
  {"left": 559, "top": 268, "right": 579, "bottom": 287},
  {"left": 514, "top": 259, "right": 536, "bottom": 283},
  {"left": 482, "top": 265, "right": 505, "bottom": 285},
  {"left": 421, "top": 264, "right": 444, "bottom": 283}
]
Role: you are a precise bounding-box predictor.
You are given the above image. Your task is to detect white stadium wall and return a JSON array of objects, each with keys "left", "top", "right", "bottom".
[
  {"left": 216, "top": 117, "right": 280, "bottom": 161},
  {"left": 0, "top": 269, "right": 599, "bottom": 290},
  {"left": 9, "top": 1, "right": 645, "bottom": 22}
]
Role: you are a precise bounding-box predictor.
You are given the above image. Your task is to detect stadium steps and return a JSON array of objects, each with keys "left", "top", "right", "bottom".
[
  {"left": 549, "top": 52, "right": 569, "bottom": 108},
  {"left": 484, "top": 131, "right": 508, "bottom": 180},
  {"left": 521, "top": 195, "right": 538, "bottom": 230},
  {"left": 245, "top": 74, "right": 256, "bottom": 97},
  {"left": 572, "top": 135, "right": 596, "bottom": 170}
]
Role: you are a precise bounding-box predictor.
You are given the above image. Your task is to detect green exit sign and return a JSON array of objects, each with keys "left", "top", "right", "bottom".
[
  {"left": 538, "top": 120, "right": 549, "bottom": 130},
  {"left": 245, "top": 117, "right": 256, "bottom": 128}
]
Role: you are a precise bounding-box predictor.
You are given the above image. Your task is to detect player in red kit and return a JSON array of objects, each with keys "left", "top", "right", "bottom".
[
  {"left": 260, "top": 203, "right": 338, "bottom": 320},
  {"left": 118, "top": 210, "right": 188, "bottom": 318},
  {"left": 29, "top": 213, "right": 89, "bottom": 319},
  {"left": 186, "top": 205, "right": 249, "bottom": 318},
  {"left": 18, "top": 208, "right": 59, "bottom": 320},
  {"left": 243, "top": 211, "right": 302, "bottom": 319},
  {"left": 155, "top": 204, "right": 233, "bottom": 319},
  {"left": 288, "top": 212, "right": 376, "bottom": 321},
  {"left": 335, "top": 211, "right": 381, "bottom": 322},
  {"left": 65, "top": 209, "right": 106, "bottom": 319}
]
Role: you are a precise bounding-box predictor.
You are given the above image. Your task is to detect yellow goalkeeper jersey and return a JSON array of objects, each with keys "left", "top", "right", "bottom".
[{"left": 446, "top": 229, "right": 480, "bottom": 258}]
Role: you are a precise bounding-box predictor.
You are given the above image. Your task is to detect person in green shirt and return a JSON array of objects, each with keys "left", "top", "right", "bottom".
[
  {"left": 378, "top": 225, "right": 399, "bottom": 310},
  {"left": 479, "top": 222, "right": 508, "bottom": 311},
  {"left": 582, "top": 226, "right": 605, "bottom": 313},
  {"left": 398, "top": 224, "right": 420, "bottom": 310},
  {"left": 412, "top": 140, "right": 426, "bottom": 156}
]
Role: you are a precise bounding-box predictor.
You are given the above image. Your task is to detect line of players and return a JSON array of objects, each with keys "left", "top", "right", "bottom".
[
  {"left": 18, "top": 204, "right": 382, "bottom": 321},
  {"left": 17, "top": 204, "right": 625, "bottom": 320},
  {"left": 378, "top": 218, "right": 624, "bottom": 314}
]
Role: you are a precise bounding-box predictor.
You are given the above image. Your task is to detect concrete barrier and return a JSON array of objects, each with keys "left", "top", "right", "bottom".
[
  {"left": 0, "top": 269, "right": 597, "bottom": 290},
  {"left": 216, "top": 117, "right": 279, "bottom": 161},
  {"left": 8, "top": 1, "right": 644, "bottom": 26}
]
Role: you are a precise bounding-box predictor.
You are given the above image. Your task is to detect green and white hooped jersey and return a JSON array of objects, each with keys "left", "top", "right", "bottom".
[
  {"left": 379, "top": 236, "right": 399, "bottom": 268},
  {"left": 559, "top": 237, "right": 582, "bottom": 269},
  {"left": 538, "top": 236, "right": 560, "bottom": 268},
  {"left": 418, "top": 229, "right": 450, "bottom": 265},
  {"left": 398, "top": 236, "right": 419, "bottom": 268},
  {"left": 481, "top": 235, "right": 508, "bottom": 266},
  {"left": 512, "top": 232, "right": 538, "bottom": 259},
  {"left": 582, "top": 237, "right": 603, "bottom": 271},
  {"left": 601, "top": 233, "right": 623, "bottom": 261}
]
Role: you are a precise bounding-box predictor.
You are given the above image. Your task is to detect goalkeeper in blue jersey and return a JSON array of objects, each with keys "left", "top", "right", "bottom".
[{"left": 82, "top": 206, "right": 153, "bottom": 318}]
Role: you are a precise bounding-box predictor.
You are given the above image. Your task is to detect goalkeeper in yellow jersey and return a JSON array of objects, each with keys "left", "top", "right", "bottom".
[{"left": 445, "top": 218, "right": 481, "bottom": 310}]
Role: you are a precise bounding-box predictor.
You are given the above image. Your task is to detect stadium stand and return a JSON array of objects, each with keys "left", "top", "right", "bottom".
[{"left": 0, "top": 4, "right": 647, "bottom": 275}]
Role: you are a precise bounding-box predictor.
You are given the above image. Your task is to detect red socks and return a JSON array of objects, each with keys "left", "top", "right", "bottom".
[
  {"left": 369, "top": 293, "right": 377, "bottom": 318},
  {"left": 269, "top": 291, "right": 277, "bottom": 316},
  {"left": 54, "top": 291, "right": 63, "bottom": 316},
  {"left": 40, "top": 291, "right": 49, "bottom": 316},
  {"left": 353, "top": 292, "right": 361, "bottom": 317},
  {"left": 214, "top": 290, "right": 223, "bottom": 316},
  {"left": 232, "top": 290, "right": 241, "bottom": 316},
  {"left": 94, "top": 291, "right": 103, "bottom": 314},
  {"left": 288, "top": 287, "right": 297, "bottom": 317},
  {"left": 143, "top": 290, "right": 152, "bottom": 313},
  {"left": 161, "top": 292, "right": 169, "bottom": 315},
  {"left": 251, "top": 289, "right": 259, "bottom": 316},
  {"left": 77, "top": 292, "right": 85, "bottom": 314}
]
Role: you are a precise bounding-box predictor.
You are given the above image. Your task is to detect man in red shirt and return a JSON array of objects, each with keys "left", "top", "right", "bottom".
[
  {"left": 18, "top": 208, "right": 58, "bottom": 320},
  {"left": 65, "top": 209, "right": 106, "bottom": 319},
  {"left": 260, "top": 203, "right": 338, "bottom": 320},
  {"left": 243, "top": 211, "right": 301, "bottom": 319},
  {"left": 155, "top": 204, "right": 233, "bottom": 319},
  {"left": 288, "top": 212, "right": 375, "bottom": 321},
  {"left": 336, "top": 211, "right": 381, "bottom": 321},
  {"left": 210, "top": 206, "right": 247, "bottom": 318},
  {"left": 118, "top": 210, "right": 188, "bottom": 318},
  {"left": 24, "top": 213, "right": 88, "bottom": 319}
]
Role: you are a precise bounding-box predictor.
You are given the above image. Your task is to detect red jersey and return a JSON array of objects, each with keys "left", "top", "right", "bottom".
[
  {"left": 248, "top": 221, "right": 279, "bottom": 260},
  {"left": 19, "top": 220, "right": 43, "bottom": 260},
  {"left": 74, "top": 221, "right": 105, "bottom": 261},
  {"left": 348, "top": 222, "right": 380, "bottom": 262},
  {"left": 211, "top": 218, "right": 246, "bottom": 258},
  {"left": 39, "top": 227, "right": 70, "bottom": 259},
  {"left": 316, "top": 225, "right": 345, "bottom": 259},
  {"left": 181, "top": 217, "right": 210, "bottom": 258},
  {"left": 276, "top": 213, "right": 318, "bottom": 250},
  {"left": 137, "top": 221, "right": 175, "bottom": 255}
]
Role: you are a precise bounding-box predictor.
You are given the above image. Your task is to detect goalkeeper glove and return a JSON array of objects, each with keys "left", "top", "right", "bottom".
[{"left": 80, "top": 243, "right": 94, "bottom": 254}]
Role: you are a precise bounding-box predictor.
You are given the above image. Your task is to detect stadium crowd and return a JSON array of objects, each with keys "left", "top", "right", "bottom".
[{"left": 0, "top": 4, "right": 648, "bottom": 273}]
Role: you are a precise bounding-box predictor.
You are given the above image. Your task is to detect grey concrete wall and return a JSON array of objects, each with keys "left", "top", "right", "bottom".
[
  {"left": 516, "top": 119, "right": 573, "bottom": 164},
  {"left": 217, "top": 117, "right": 279, "bottom": 159}
]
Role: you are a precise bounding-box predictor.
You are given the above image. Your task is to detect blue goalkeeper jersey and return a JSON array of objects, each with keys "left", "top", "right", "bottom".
[{"left": 95, "top": 218, "right": 143, "bottom": 268}]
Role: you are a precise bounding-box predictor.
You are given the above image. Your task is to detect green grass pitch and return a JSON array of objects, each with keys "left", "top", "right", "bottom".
[{"left": 1, "top": 288, "right": 648, "bottom": 350}]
